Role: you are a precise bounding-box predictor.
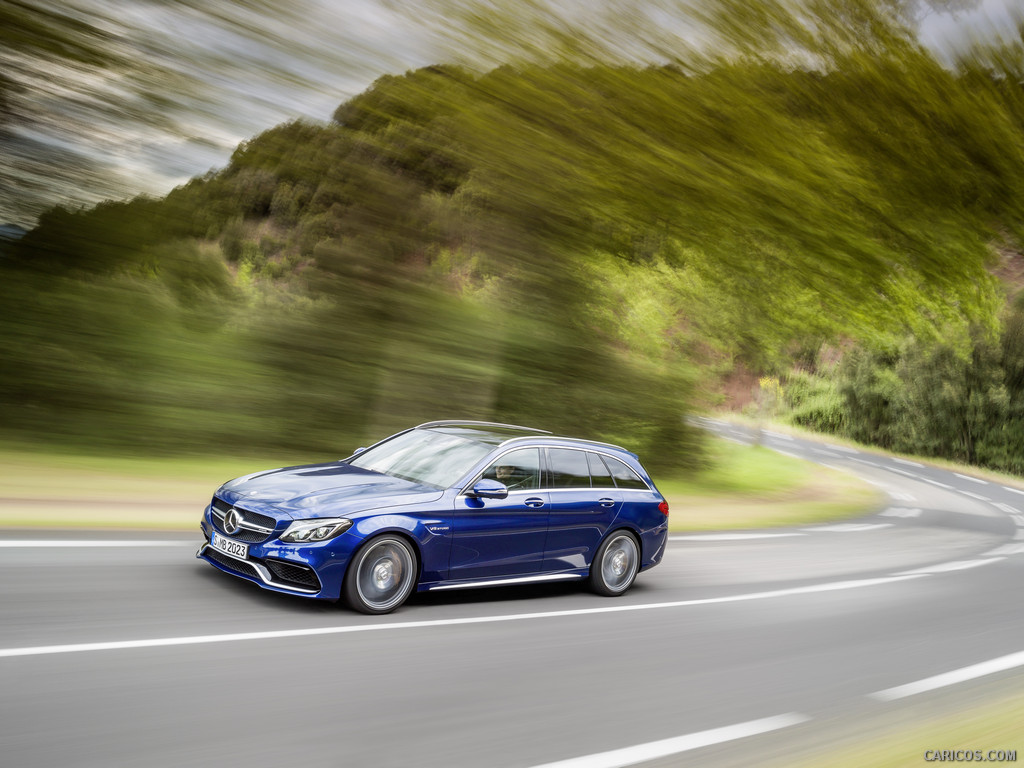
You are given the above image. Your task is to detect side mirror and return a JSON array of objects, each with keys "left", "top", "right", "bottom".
[
  {"left": 465, "top": 479, "right": 509, "bottom": 500},
  {"left": 352, "top": 447, "right": 367, "bottom": 455}
]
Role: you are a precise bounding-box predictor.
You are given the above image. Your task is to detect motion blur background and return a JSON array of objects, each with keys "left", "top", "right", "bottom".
[{"left": 3, "top": 0, "right": 1024, "bottom": 474}]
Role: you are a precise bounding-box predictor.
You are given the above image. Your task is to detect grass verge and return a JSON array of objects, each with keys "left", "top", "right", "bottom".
[
  {"left": 657, "top": 439, "right": 881, "bottom": 532},
  {"left": 0, "top": 438, "right": 880, "bottom": 531},
  {"left": 0, "top": 447, "right": 318, "bottom": 530},
  {"left": 709, "top": 411, "right": 1024, "bottom": 491},
  {"left": 763, "top": 677, "right": 1024, "bottom": 768}
]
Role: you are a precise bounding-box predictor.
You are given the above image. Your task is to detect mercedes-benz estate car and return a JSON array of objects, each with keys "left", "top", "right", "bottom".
[{"left": 197, "top": 420, "right": 669, "bottom": 613}]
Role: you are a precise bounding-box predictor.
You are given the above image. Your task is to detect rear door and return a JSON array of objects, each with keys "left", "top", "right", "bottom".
[{"left": 542, "top": 448, "right": 622, "bottom": 572}]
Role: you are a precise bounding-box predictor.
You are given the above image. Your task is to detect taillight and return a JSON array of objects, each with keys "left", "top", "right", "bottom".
[{"left": 658, "top": 501, "right": 669, "bottom": 516}]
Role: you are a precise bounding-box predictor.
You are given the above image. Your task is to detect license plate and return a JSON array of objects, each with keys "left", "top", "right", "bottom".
[{"left": 211, "top": 531, "right": 248, "bottom": 560}]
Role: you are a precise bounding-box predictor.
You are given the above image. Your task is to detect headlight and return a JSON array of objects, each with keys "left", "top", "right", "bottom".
[{"left": 280, "top": 518, "right": 353, "bottom": 543}]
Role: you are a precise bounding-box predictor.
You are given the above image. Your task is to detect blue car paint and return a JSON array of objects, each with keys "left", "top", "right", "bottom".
[{"left": 198, "top": 422, "right": 668, "bottom": 605}]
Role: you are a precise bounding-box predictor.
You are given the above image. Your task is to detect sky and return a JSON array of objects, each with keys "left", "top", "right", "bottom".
[
  {"left": 1, "top": 0, "right": 1020, "bottom": 230},
  {"left": 1, "top": 0, "right": 435, "bottom": 228}
]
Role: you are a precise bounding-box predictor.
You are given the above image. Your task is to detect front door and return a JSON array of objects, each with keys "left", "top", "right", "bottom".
[{"left": 448, "top": 447, "right": 549, "bottom": 581}]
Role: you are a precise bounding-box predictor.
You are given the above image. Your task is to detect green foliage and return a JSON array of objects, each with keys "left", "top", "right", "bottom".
[
  {"left": 220, "top": 217, "right": 245, "bottom": 263},
  {"left": 837, "top": 345, "right": 906, "bottom": 448},
  {"left": 780, "top": 370, "right": 847, "bottom": 434},
  {"left": 7, "top": 4, "right": 1024, "bottom": 468},
  {"left": 788, "top": 304, "right": 1024, "bottom": 473}
]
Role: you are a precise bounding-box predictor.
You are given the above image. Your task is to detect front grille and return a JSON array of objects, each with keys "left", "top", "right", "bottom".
[
  {"left": 265, "top": 559, "right": 322, "bottom": 590},
  {"left": 205, "top": 547, "right": 261, "bottom": 580},
  {"left": 212, "top": 498, "right": 276, "bottom": 530},
  {"left": 210, "top": 497, "right": 278, "bottom": 543}
]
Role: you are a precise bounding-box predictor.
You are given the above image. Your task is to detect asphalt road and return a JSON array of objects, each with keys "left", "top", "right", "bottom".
[{"left": 3, "top": 420, "right": 1024, "bottom": 767}]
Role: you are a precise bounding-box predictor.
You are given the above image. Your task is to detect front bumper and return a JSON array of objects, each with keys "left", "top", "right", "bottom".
[
  {"left": 197, "top": 541, "right": 324, "bottom": 595},
  {"left": 198, "top": 505, "right": 351, "bottom": 600}
]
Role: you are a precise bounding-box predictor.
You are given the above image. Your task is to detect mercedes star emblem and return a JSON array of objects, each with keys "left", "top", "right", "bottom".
[{"left": 224, "top": 508, "right": 242, "bottom": 535}]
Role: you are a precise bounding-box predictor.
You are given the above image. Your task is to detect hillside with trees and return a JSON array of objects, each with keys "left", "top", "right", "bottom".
[{"left": 5, "top": 2, "right": 1024, "bottom": 473}]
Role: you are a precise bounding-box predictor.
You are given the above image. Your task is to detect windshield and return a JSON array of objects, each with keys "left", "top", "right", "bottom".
[{"left": 348, "top": 429, "right": 493, "bottom": 488}]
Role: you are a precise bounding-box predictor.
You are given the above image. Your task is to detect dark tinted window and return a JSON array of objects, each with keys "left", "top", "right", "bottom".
[
  {"left": 588, "top": 452, "right": 615, "bottom": 488},
  {"left": 604, "top": 456, "right": 648, "bottom": 489},
  {"left": 547, "top": 448, "right": 591, "bottom": 488},
  {"left": 480, "top": 448, "right": 541, "bottom": 491}
]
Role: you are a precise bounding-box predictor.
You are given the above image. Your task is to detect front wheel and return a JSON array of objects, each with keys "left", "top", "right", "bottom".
[
  {"left": 343, "top": 536, "right": 418, "bottom": 614},
  {"left": 590, "top": 531, "right": 639, "bottom": 596}
]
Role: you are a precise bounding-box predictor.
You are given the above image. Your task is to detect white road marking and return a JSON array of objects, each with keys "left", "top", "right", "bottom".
[
  {"left": 870, "top": 649, "right": 1024, "bottom": 702},
  {"left": 890, "top": 492, "right": 916, "bottom": 502},
  {"left": 983, "top": 543, "right": 1024, "bottom": 557},
  {"left": 814, "top": 449, "right": 841, "bottom": 458},
  {"left": 892, "top": 458, "right": 924, "bottom": 468},
  {"left": 959, "top": 490, "right": 991, "bottom": 502},
  {"left": 895, "top": 558, "right": 1004, "bottom": 576},
  {"left": 0, "top": 540, "right": 196, "bottom": 548},
  {"left": 802, "top": 523, "right": 893, "bottom": 532},
  {"left": 919, "top": 477, "right": 953, "bottom": 490},
  {"left": 526, "top": 713, "right": 810, "bottom": 768},
  {"left": 885, "top": 467, "right": 919, "bottom": 479},
  {"left": 880, "top": 508, "right": 921, "bottom": 518},
  {"left": 764, "top": 431, "right": 793, "bottom": 441},
  {"left": 825, "top": 444, "right": 860, "bottom": 454},
  {"left": 954, "top": 473, "right": 988, "bottom": 485},
  {"left": 773, "top": 450, "right": 801, "bottom": 460},
  {"left": 1003, "top": 486, "right": 1024, "bottom": 497},
  {"left": 852, "top": 457, "right": 881, "bottom": 467},
  {"left": 0, "top": 575, "right": 925, "bottom": 659},
  {"left": 670, "top": 533, "right": 804, "bottom": 541},
  {"left": 993, "top": 503, "right": 1021, "bottom": 516}
]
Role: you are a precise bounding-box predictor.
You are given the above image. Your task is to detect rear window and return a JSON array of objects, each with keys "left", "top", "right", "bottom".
[{"left": 603, "top": 456, "right": 649, "bottom": 489}]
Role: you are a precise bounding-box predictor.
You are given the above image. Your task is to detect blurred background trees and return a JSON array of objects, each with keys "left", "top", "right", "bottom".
[{"left": 5, "top": 0, "right": 1024, "bottom": 474}]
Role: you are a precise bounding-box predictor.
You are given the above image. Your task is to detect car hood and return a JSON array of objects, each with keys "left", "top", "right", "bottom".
[{"left": 216, "top": 462, "right": 444, "bottom": 519}]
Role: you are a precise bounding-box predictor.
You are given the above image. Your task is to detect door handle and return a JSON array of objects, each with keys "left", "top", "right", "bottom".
[
  {"left": 525, "top": 497, "right": 545, "bottom": 508},
  {"left": 598, "top": 497, "right": 616, "bottom": 507}
]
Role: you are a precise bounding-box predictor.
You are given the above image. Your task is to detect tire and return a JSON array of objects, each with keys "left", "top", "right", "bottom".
[
  {"left": 343, "top": 535, "right": 418, "bottom": 614},
  {"left": 589, "top": 530, "right": 640, "bottom": 596}
]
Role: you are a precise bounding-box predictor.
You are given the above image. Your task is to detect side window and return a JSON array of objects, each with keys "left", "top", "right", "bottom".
[
  {"left": 480, "top": 448, "right": 540, "bottom": 491},
  {"left": 604, "top": 456, "right": 649, "bottom": 490},
  {"left": 547, "top": 448, "right": 591, "bottom": 488},
  {"left": 588, "top": 452, "right": 615, "bottom": 488}
]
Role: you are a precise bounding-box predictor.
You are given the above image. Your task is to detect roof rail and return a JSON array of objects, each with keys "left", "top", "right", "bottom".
[
  {"left": 498, "top": 434, "right": 635, "bottom": 455},
  {"left": 415, "top": 420, "right": 552, "bottom": 434}
]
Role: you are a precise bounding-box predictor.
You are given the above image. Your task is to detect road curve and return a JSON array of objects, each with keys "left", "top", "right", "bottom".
[{"left": 2, "top": 420, "right": 1024, "bottom": 767}]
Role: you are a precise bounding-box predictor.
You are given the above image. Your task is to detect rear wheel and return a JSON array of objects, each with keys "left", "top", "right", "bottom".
[
  {"left": 589, "top": 531, "right": 639, "bottom": 596},
  {"left": 344, "top": 536, "right": 417, "bottom": 614}
]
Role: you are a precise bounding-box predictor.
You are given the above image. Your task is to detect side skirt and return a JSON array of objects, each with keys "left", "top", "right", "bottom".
[{"left": 428, "top": 572, "right": 585, "bottom": 591}]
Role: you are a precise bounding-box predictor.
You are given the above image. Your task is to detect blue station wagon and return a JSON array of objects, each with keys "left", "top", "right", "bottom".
[{"left": 197, "top": 421, "right": 669, "bottom": 613}]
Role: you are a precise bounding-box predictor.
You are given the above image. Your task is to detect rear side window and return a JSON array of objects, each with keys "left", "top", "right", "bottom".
[
  {"left": 604, "top": 456, "right": 649, "bottom": 489},
  {"left": 547, "top": 448, "right": 591, "bottom": 488},
  {"left": 587, "top": 452, "right": 615, "bottom": 488}
]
